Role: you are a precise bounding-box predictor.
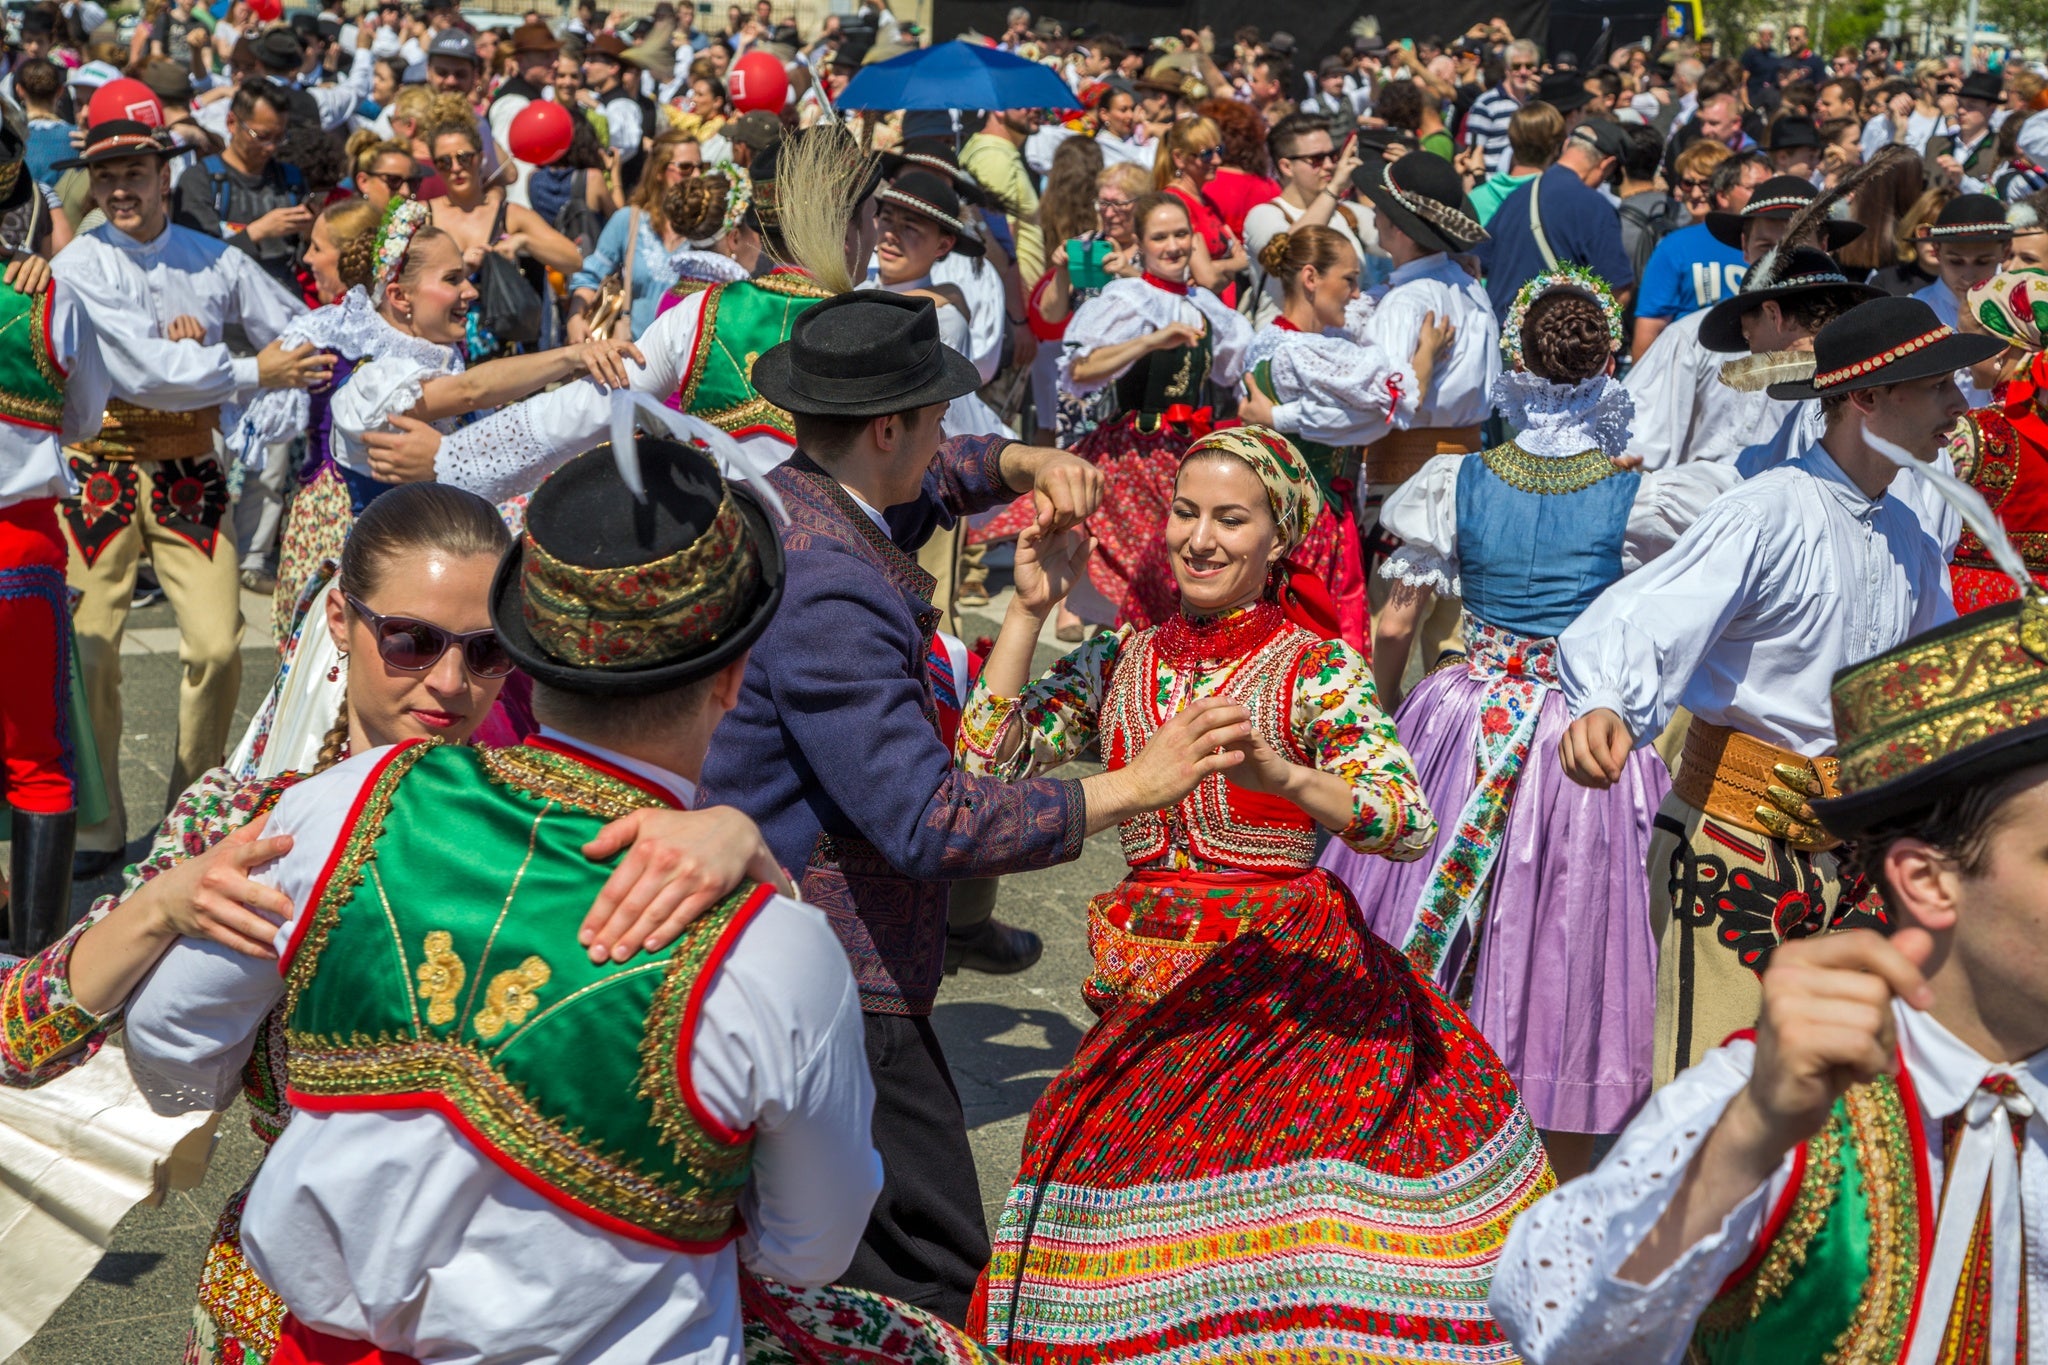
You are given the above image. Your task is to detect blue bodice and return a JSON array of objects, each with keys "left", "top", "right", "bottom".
[{"left": 1454, "top": 443, "right": 1639, "bottom": 639}]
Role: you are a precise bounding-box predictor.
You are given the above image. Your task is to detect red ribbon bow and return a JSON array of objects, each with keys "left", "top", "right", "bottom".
[{"left": 1161, "top": 404, "right": 1214, "bottom": 435}]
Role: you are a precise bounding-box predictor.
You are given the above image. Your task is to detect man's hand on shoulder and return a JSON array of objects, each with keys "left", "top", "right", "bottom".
[{"left": 1000, "top": 442, "right": 1105, "bottom": 533}]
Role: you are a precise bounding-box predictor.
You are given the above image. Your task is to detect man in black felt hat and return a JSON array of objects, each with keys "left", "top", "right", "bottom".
[
  {"left": 119, "top": 438, "right": 995, "bottom": 1360},
  {"left": 703, "top": 290, "right": 1252, "bottom": 1324},
  {"left": 1559, "top": 293, "right": 2007, "bottom": 1085},
  {"left": 1764, "top": 115, "right": 1823, "bottom": 180},
  {"left": 1500, "top": 579, "right": 2048, "bottom": 1363},
  {"left": 1912, "top": 192, "right": 2014, "bottom": 407},
  {"left": 1626, "top": 171, "right": 1867, "bottom": 469},
  {"left": 1927, "top": 69, "right": 2002, "bottom": 191}
]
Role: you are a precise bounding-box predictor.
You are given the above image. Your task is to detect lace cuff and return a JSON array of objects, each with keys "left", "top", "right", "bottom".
[
  {"left": 1378, "top": 545, "right": 1460, "bottom": 596},
  {"left": 0, "top": 911, "right": 120, "bottom": 1085},
  {"left": 231, "top": 390, "right": 311, "bottom": 470},
  {"left": 435, "top": 402, "right": 565, "bottom": 506}
]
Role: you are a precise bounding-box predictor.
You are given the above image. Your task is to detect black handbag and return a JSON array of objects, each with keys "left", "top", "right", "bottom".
[{"left": 475, "top": 194, "right": 541, "bottom": 346}]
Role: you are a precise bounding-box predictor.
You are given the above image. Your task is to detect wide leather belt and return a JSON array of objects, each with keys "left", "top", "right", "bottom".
[
  {"left": 1672, "top": 718, "right": 1841, "bottom": 851},
  {"left": 74, "top": 400, "right": 220, "bottom": 462},
  {"left": 1363, "top": 425, "right": 1483, "bottom": 486}
]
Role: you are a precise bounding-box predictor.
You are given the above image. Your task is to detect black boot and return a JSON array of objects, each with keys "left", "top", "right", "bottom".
[
  {"left": 9, "top": 807, "right": 75, "bottom": 957},
  {"left": 945, "top": 917, "right": 1044, "bottom": 976}
]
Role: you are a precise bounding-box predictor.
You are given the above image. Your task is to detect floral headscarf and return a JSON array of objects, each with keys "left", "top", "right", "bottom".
[
  {"left": 1180, "top": 426, "right": 1324, "bottom": 552},
  {"left": 1968, "top": 268, "right": 2048, "bottom": 354}
]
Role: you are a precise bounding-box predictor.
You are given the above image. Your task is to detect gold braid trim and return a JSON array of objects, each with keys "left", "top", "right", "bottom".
[
  {"left": 284, "top": 740, "right": 438, "bottom": 1016},
  {"left": 1698, "top": 1101, "right": 1849, "bottom": 1332},
  {"left": 478, "top": 744, "right": 669, "bottom": 821},
  {"left": 1478, "top": 442, "right": 1623, "bottom": 495},
  {"left": 638, "top": 884, "right": 765, "bottom": 1171},
  {"left": 1825, "top": 1077, "right": 1918, "bottom": 1363},
  {"left": 288, "top": 1031, "right": 743, "bottom": 1242}
]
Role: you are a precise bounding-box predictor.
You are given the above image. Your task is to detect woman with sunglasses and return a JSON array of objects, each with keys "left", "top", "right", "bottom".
[
  {"left": 0, "top": 480, "right": 784, "bottom": 1365},
  {"left": 346, "top": 135, "right": 420, "bottom": 214},
  {"left": 422, "top": 118, "right": 582, "bottom": 358},
  {"left": 1153, "top": 116, "right": 1249, "bottom": 304},
  {"left": 565, "top": 131, "right": 709, "bottom": 342},
  {"left": 237, "top": 196, "right": 643, "bottom": 652}
]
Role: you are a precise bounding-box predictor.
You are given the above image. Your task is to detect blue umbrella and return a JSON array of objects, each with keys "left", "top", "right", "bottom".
[{"left": 836, "top": 40, "right": 1083, "bottom": 112}]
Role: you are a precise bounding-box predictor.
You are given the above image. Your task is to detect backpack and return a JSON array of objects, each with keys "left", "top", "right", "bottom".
[
  {"left": 550, "top": 169, "right": 602, "bottom": 257},
  {"left": 1618, "top": 194, "right": 1680, "bottom": 285},
  {"left": 200, "top": 153, "right": 304, "bottom": 231}
]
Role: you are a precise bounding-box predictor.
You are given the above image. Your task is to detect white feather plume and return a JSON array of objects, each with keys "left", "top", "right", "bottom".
[
  {"left": 608, "top": 387, "right": 789, "bottom": 525},
  {"left": 1871, "top": 428, "right": 2034, "bottom": 589}
]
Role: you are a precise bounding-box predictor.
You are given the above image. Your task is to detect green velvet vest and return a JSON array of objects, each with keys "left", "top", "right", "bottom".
[
  {"left": 1250, "top": 357, "right": 1353, "bottom": 510},
  {"left": 674, "top": 272, "right": 832, "bottom": 441},
  {"left": 0, "top": 280, "right": 66, "bottom": 433},
  {"left": 282, "top": 739, "right": 767, "bottom": 1251},
  {"left": 1691, "top": 1070, "right": 1927, "bottom": 1364}
]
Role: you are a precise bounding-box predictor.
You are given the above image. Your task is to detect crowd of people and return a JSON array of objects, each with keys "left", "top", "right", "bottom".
[{"left": 1, "top": 1, "right": 2047, "bottom": 1363}]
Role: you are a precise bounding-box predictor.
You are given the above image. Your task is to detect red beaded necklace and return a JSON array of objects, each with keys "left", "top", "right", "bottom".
[{"left": 1153, "top": 600, "right": 1287, "bottom": 669}]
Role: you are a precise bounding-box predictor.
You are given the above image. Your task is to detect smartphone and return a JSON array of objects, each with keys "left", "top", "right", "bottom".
[{"left": 1067, "top": 236, "right": 1113, "bottom": 291}]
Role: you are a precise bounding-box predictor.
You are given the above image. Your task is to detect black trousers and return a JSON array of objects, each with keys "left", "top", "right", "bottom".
[{"left": 839, "top": 1013, "right": 990, "bottom": 1326}]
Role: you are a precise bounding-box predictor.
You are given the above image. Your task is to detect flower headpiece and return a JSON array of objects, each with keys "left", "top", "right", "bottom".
[
  {"left": 369, "top": 196, "right": 433, "bottom": 306},
  {"left": 1501, "top": 264, "right": 1624, "bottom": 369},
  {"left": 687, "top": 161, "right": 753, "bottom": 249}
]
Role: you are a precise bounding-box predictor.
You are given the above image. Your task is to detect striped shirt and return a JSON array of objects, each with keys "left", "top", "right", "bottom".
[{"left": 1463, "top": 83, "right": 1521, "bottom": 175}]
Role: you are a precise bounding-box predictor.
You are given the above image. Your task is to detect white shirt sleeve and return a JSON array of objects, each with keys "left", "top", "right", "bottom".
[
  {"left": 1376, "top": 453, "right": 1464, "bottom": 593},
  {"left": 54, "top": 285, "right": 113, "bottom": 445},
  {"left": 1192, "top": 288, "right": 1253, "bottom": 386},
  {"left": 1059, "top": 284, "right": 1153, "bottom": 394},
  {"left": 1269, "top": 334, "right": 1419, "bottom": 447},
  {"left": 329, "top": 355, "right": 441, "bottom": 474},
  {"left": 1491, "top": 1039, "right": 1789, "bottom": 1365},
  {"left": 225, "top": 245, "right": 310, "bottom": 352},
  {"left": 53, "top": 241, "right": 255, "bottom": 409},
  {"left": 1621, "top": 322, "right": 1691, "bottom": 470},
  {"left": 692, "top": 896, "right": 880, "bottom": 1286},
  {"left": 605, "top": 96, "right": 644, "bottom": 153},
  {"left": 1622, "top": 463, "right": 1743, "bottom": 571},
  {"left": 308, "top": 80, "right": 359, "bottom": 132},
  {"left": 1557, "top": 495, "right": 1773, "bottom": 741}
]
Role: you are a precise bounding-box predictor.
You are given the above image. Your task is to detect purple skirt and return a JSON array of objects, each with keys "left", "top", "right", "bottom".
[{"left": 1321, "top": 663, "right": 1669, "bottom": 1135}]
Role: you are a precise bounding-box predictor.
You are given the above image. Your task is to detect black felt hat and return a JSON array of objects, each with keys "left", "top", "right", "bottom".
[
  {"left": 1534, "top": 68, "right": 1590, "bottom": 113},
  {"left": 1706, "top": 174, "right": 1867, "bottom": 251},
  {"left": 752, "top": 291, "right": 983, "bottom": 419},
  {"left": 489, "top": 440, "right": 785, "bottom": 695},
  {"left": 1958, "top": 70, "right": 2003, "bottom": 104},
  {"left": 52, "top": 118, "right": 174, "bottom": 170},
  {"left": 1351, "top": 150, "right": 1487, "bottom": 254},
  {"left": 875, "top": 167, "right": 984, "bottom": 256},
  {"left": 1924, "top": 192, "right": 2014, "bottom": 244},
  {"left": 1698, "top": 245, "right": 1883, "bottom": 352},
  {"left": 1765, "top": 294, "right": 2010, "bottom": 399},
  {"left": 1766, "top": 116, "right": 1823, "bottom": 152}
]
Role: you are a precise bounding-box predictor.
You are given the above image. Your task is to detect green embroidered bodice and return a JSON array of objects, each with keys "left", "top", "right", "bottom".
[
  {"left": 1691, "top": 1073, "right": 1922, "bottom": 1364},
  {"left": 1251, "top": 357, "right": 1353, "bottom": 508},
  {"left": 674, "top": 273, "right": 832, "bottom": 441},
  {"left": 283, "top": 740, "right": 765, "bottom": 1250},
  {"left": 0, "top": 279, "right": 65, "bottom": 432}
]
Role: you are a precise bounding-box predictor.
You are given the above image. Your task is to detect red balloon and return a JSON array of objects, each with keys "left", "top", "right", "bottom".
[
  {"left": 728, "top": 51, "right": 788, "bottom": 114},
  {"left": 87, "top": 78, "right": 164, "bottom": 129},
  {"left": 246, "top": 0, "right": 281, "bottom": 20},
  {"left": 507, "top": 99, "right": 574, "bottom": 167}
]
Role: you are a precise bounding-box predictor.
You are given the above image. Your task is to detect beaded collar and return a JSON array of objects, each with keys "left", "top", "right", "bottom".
[{"left": 1155, "top": 600, "right": 1287, "bottom": 669}]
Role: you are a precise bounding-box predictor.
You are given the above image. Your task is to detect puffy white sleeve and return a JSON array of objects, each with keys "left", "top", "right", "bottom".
[
  {"left": 1194, "top": 289, "right": 1253, "bottom": 386},
  {"left": 935, "top": 302, "right": 973, "bottom": 357},
  {"left": 1269, "top": 335, "right": 1420, "bottom": 448},
  {"left": 53, "top": 286, "right": 112, "bottom": 447},
  {"left": 328, "top": 356, "right": 441, "bottom": 474},
  {"left": 1059, "top": 286, "right": 1153, "bottom": 395},
  {"left": 1490, "top": 1040, "right": 1789, "bottom": 1365},
  {"left": 1557, "top": 496, "right": 1772, "bottom": 743},
  {"left": 1375, "top": 454, "right": 1464, "bottom": 594},
  {"left": 1623, "top": 463, "right": 1742, "bottom": 572},
  {"left": 1620, "top": 323, "right": 1692, "bottom": 471},
  {"left": 224, "top": 246, "right": 310, "bottom": 350},
  {"left": 54, "top": 242, "right": 253, "bottom": 410}
]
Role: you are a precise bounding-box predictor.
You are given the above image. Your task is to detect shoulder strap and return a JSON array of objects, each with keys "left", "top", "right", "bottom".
[
  {"left": 202, "top": 152, "right": 231, "bottom": 225},
  {"left": 621, "top": 207, "right": 640, "bottom": 291},
  {"left": 490, "top": 190, "right": 511, "bottom": 241},
  {"left": 1527, "top": 172, "right": 1559, "bottom": 270}
]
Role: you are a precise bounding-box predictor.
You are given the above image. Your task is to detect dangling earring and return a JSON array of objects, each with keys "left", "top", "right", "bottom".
[{"left": 328, "top": 650, "right": 348, "bottom": 683}]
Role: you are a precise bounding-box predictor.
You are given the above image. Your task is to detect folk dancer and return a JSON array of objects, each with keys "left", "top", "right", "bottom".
[
  {"left": 1945, "top": 267, "right": 2048, "bottom": 609},
  {"left": 1495, "top": 584, "right": 2048, "bottom": 1365},
  {"left": 1557, "top": 295, "right": 2002, "bottom": 1083},
  {"left": 51, "top": 117, "right": 328, "bottom": 879}
]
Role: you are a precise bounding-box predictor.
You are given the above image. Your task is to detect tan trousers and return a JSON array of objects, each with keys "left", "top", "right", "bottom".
[
  {"left": 66, "top": 458, "right": 245, "bottom": 852},
  {"left": 1645, "top": 789, "right": 1860, "bottom": 1088}
]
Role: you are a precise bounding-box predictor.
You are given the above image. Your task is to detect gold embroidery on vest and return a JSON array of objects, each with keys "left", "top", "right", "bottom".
[
  {"left": 417, "top": 930, "right": 466, "bottom": 1026},
  {"left": 475, "top": 958, "right": 552, "bottom": 1039}
]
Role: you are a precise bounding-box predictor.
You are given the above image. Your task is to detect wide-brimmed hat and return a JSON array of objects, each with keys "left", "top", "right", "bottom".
[
  {"left": 1923, "top": 192, "right": 2014, "bottom": 244},
  {"left": 875, "top": 168, "right": 983, "bottom": 256},
  {"left": 489, "top": 440, "right": 784, "bottom": 695},
  {"left": 1766, "top": 116, "right": 1823, "bottom": 153},
  {"left": 1351, "top": 150, "right": 1487, "bottom": 255},
  {"left": 584, "top": 31, "right": 634, "bottom": 66},
  {"left": 1698, "top": 245, "right": 1883, "bottom": 352},
  {"left": 507, "top": 20, "right": 559, "bottom": 54},
  {"left": 1815, "top": 594, "right": 2048, "bottom": 838},
  {"left": 1765, "top": 294, "right": 2009, "bottom": 399},
  {"left": 251, "top": 25, "right": 304, "bottom": 73},
  {"left": 1957, "top": 70, "right": 2003, "bottom": 104},
  {"left": 752, "top": 292, "right": 982, "bottom": 419},
  {"left": 1534, "top": 68, "right": 1590, "bottom": 113},
  {"left": 53, "top": 118, "right": 175, "bottom": 170},
  {"left": 1707, "top": 174, "right": 1866, "bottom": 251}
]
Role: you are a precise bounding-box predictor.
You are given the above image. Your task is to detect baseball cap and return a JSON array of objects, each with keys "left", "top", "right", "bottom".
[
  {"left": 1569, "top": 119, "right": 1629, "bottom": 160},
  {"left": 426, "top": 27, "right": 478, "bottom": 63},
  {"left": 729, "top": 109, "right": 782, "bottom": 153}
]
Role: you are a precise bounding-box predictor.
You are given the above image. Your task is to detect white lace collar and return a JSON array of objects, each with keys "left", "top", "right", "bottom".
[
  {"left": 668, "top": 250, "right": 750, "bottom": 286},
  {"left": 280, "top": 287, "right": 463, "bottom": 375},
  {"left": 1491, "top": 370, "right": 1634, "bottom": 460}
]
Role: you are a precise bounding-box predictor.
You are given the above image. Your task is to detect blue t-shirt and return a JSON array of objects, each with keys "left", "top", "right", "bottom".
[
  {"left": 1635, "top": 223, "right": 1747, "bottom": 320},
  {"left": 1475, "top": 166, "right": 1639, "bottom": 322}
]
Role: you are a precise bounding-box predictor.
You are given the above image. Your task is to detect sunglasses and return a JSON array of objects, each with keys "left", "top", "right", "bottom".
[
  {"left": 1284, "top": 150, "right": 1335, "bottom": 167},
  {"left": 362, "top": 170, "right": 422, "bottom": 193},
  {"left": 1678, "top": 175, "right": 1710, "bottom": 192},
  {"left": 344, "top": 593, "right": 516, "bottom": 678},
  {"left": 432, "top": 150, "right": 478, "bottom": 171},
  {"left": 1195, "top": 146, "right": 1222, "bottom": 162},
  {"left": 1508, "top": 61, "right": 1539, "bottom": 71}
]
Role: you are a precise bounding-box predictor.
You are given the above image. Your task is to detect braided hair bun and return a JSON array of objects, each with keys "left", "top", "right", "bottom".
[
  {"left": 666, "top": 172, "right": 734, "bottom": 243},
  {"left": 1521, "top": 291, "right": 1613, "bottom": 384}
]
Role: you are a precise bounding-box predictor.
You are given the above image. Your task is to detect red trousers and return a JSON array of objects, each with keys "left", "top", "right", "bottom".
[
  {"left": 272, "top": 1316, "right": 419, "bottom": 1365},
  {"left": 0, "top": 498, "right": 73, "bottom": 814}
]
